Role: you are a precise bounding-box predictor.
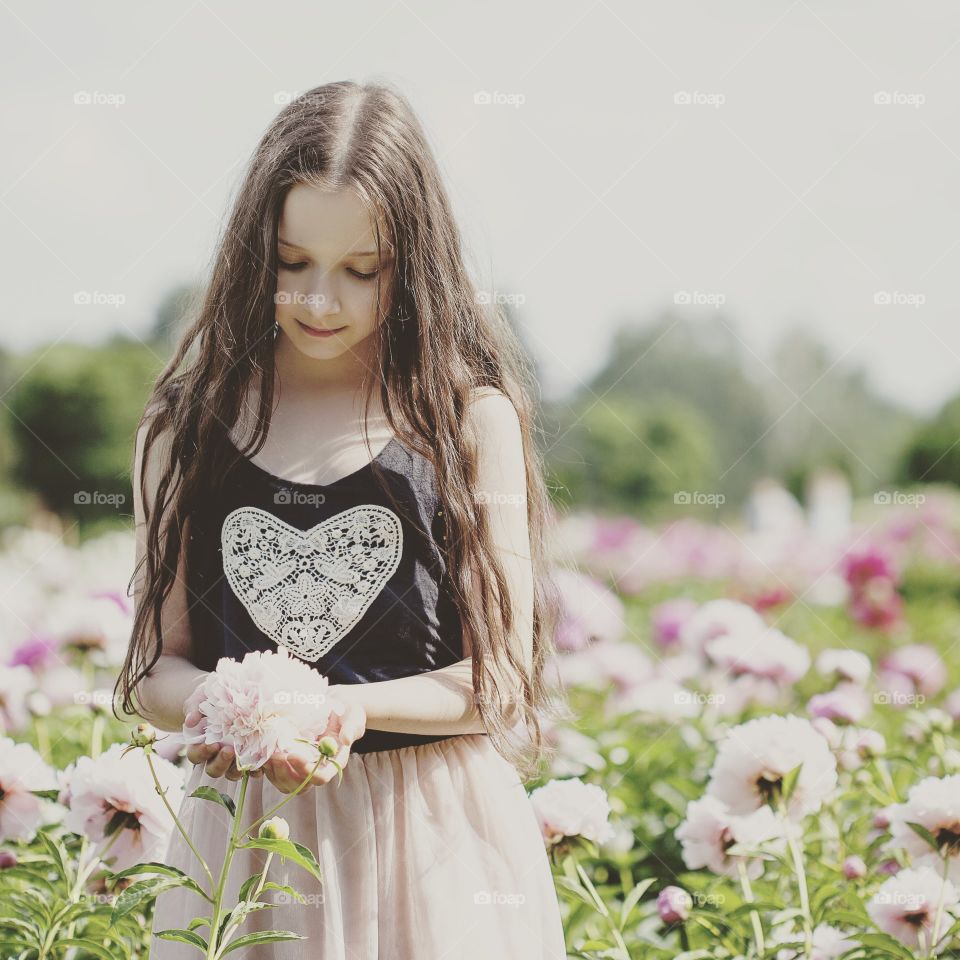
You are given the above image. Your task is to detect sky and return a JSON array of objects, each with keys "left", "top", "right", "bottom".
[{"left": 2, "top": 0, "right": 959, "bottom": 414}]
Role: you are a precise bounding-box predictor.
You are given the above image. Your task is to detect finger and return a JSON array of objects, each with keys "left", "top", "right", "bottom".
[
  {"left": 206, "top": 746, "right": 235, "bottom": 779},
  {"left": 339, "top": 704, "right": 366, "bottom": 744},
  {"left": 186, "top": 742, "right": 216, "bottom": 765},
  {"left": 313, "top": 745, "right": 349, "bottom": 785}
]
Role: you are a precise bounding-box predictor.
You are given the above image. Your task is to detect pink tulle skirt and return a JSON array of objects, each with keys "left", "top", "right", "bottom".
[{"left": 150, "top": 733, "right": 567, "bottom": 959}]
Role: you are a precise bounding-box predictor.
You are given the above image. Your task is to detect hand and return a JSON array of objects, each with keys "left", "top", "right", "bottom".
[
  {"left": 183, "top": 707, "right": 261, "bottom": 782},
  {"left": 261, "top": 697, "right": 367, "bottom": 795}
]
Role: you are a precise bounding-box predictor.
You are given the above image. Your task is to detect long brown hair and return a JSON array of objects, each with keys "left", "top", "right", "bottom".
[{"left": 115, "top": 80, "right": 568, "bottom": 780}]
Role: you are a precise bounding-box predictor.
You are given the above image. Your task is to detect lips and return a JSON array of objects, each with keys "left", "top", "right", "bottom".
[{"left": 296, "top": 319, "right": 346, "bottom": 337}]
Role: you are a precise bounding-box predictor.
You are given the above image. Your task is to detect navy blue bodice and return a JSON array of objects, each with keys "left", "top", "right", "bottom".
[{"left": 185, "top": 433, "right": 466, "bottom": 754}]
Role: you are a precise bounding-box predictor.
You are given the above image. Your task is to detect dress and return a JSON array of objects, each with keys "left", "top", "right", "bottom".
[{"left": 149, "top": 432, "right": 568, "bottom": 959}]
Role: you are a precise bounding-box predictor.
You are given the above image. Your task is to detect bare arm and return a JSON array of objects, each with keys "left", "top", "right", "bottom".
[
  {"left": 129, "top": 416, "right": 208, "bottom": 732},
  {"left": 334, "top": 388, "right": 534, "bottom": 736}
]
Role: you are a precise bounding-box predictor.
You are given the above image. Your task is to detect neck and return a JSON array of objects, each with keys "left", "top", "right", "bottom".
[{"left": 273, "top": 329, "right": 380, "bottom": 393}]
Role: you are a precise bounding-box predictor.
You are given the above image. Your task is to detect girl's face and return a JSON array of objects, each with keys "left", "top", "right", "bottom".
[{"left": 274, "top": 183, "right": 394, "bottom": 361}]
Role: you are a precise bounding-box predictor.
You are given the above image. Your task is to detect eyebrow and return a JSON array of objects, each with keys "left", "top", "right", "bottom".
[{"left": 278, "top": 237, "right": 386, "bottom": 258}]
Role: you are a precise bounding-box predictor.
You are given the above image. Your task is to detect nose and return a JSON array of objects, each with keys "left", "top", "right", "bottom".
[{"left": 303, "top": 273, "right": 341, "bottom": 318}]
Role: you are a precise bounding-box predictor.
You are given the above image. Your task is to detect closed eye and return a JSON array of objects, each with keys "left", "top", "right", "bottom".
[{"left": 278, "top": 260, "right": 379, "bottom": 281}]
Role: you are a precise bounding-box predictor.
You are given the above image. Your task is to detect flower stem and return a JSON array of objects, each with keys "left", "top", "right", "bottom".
[
  {"left": 777, "top": 802, "right": 812, "bottom": 959},
  {"left": 736, "top": 858, "right": 765, "bottom": 956},
  {"left": 244, "top": 750, "right": 341, "bottom": 842},
  {"left": 207, "top": 772, "right": 250, "bottom": 960},
  {"left": 217, "top": 851, "right": 275, "bottom": 951},
  {"left": 573, "top": 857, "right": 631, "bottom": 960},
  {"left": 928, "top": 852, "right": 951, "bottom": 958},
  {"left": 144, "top": 747, "right": 214, "bottom": 891}
]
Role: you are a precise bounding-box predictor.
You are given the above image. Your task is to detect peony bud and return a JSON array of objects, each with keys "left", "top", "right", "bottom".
[
  {"left": 258, "top": 817, "right": 290, "bottom": 841},
  {"left": 131, "top": 722, "right": 157, "bottom": 748},
  {"left": 843, "top": 855, "right": 867, "bottom": 879},
  {"left": 656, "top": 885, "right": 692, "bottom": 924},
  {"left": 317, "top": 736, "right": 339, "bottom": 758}
]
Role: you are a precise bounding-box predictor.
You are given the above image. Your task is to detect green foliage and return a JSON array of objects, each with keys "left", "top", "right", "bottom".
[
  {"left": 5, "top": 342, "right": 162, "bottom": 526},
  {"left": 546, "top": 395, "right": 717, "bottom": 518},
  {"left": 901, "top": 393, "right": 960, "bottom": 487}
]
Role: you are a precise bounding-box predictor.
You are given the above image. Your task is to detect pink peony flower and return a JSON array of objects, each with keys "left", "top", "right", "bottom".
[
  {"left": 649, "top": 598, "right": 698, "bottom": 651},
  {"left": 182, "top": 648, "right": 337, "bottom": 771},
  {"left": 850, "top": 577, "right": 904, "bottom": 631},
  {"left": 0, "top": 737, "right": 59, "bottom": 842},
  {"left": 868, "top": 866, "right": 958, "bottom": 953},
  {"left": 528, "top": 777, "right": 615, "bottom": 846},
  {"left": 880, "top": 644, "right": 947, "bottom": 698},
  {"left": 841, "top": 544, "right": 899, "bottom": 591},
  {"left": 807, "top": 683, "right": 871, "bottom": 725},
  {"left": 706, "top": 714, "right": 838, "bottom": 820},
  {"left": 550, "top": 568, "right": 626, "bottom": 652},
  {"left": 59, "top": 742, "right": 184, "bottom": 872}
]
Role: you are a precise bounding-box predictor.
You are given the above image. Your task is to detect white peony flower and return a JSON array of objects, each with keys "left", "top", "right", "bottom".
[
  {"left": 676, "top": 794, "right": 785, "bottom": 880},
  {"left": 0, "top": 737, "right": 59, "bottom": 842},
  {"left": 706, "top": 714, "right": 838, "bottom": 820},
  {"left": 705, "top": 627, "right": 810, "bottom": 685},
  {"left": 679, "top": 599, "right": 766, "bottom": 656},
  {"left": 182, "top": 648, "right": 336, "bottom": 771},
  {"left": 888, "top": 774, "right": 960, "bottom": 882},
  {"left": 59, "top": 742, "right": 185, "bottom": 872},
  {"left": 815, "top": 649, "right": 871, "bottom": 687},
  {"left": 868, "top": 866, "right": 959, "bottom": 954},
  {"left": 528, "top": 777, "right": 615, "bottom": 846}
]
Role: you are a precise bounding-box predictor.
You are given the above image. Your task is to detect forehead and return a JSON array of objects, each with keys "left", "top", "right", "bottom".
[{"left": 278, "top": 183, "right": 386, "bottom": 254}]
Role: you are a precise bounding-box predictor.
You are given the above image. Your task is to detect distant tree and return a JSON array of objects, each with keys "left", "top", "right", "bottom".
[
  {"left": 549, "top": 311, "right": 770, "bottom": 507},
  {"left": 764, "top": 325, "right": 917, "bottom": 497},
  {"left": 543, "top": 395, "right": 716, "bottom": 517},
  {"left": 6, "top": 342, "right": 162, "bottom": 524},
  {"left": 900, "top": 393, "right": 960, "bottom": 487}
]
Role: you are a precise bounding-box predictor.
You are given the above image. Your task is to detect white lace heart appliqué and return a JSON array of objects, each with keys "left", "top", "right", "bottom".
[{"left": 221, "top": 504, "right": 404, "bottom": 662}]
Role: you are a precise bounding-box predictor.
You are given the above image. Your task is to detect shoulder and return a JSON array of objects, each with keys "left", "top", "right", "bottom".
[
  {"left": 464, "top": 387, "right": 526, "bottom": 492},
  {"left": 464, "top": 386, "right": 522, "bottom": 449}
]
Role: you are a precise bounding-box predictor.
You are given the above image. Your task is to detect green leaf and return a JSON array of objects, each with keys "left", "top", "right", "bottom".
[
  {"left": 220, "top": 931, "right": 307, "bottom": 955},
  {"left": 259, "top": 882, "right": 306, "bottom": 904},
  {"left": 237, "top": 839, "right": 322, "bottom": 884},
  {"left": 56, "top": 938, "right": 121, "bottom": 960},
  {"left": 188, "top": 915, "right": 212, "bottom": 931},
  {"left": 618, "top": 877, "right": 655, "bottom": 931},
  {"left": 0, "top": 915, "right": 38, "bottom": 943},
  {"left": 107, "top": 862, "right": 212, "bottom": 903},
  {"left": 189, "top": 785, "right": 236, "bottom": 817},
  {"left": 856, "top": 932, "right": 918, "bottom": 960},
  {"left": 37, "top": 831, "right": 70, "bottom": 885},
  {"left": 905, "top": 820, "right": 940, "bottom": 852},
  {"left": 554, "top": 876, "right": 596, "bottom": 908},
  {"left": 112, "top": 877, "right": 188, "bottom": 922},
  {"left": 780, "top": 762, "right": 803, "bottom": 806},
  {"left": 217, "top": 901, "right": 274, "bottom": 942},
  {"left": 155, "top": 927, "right": 209, "bottom": 950}
]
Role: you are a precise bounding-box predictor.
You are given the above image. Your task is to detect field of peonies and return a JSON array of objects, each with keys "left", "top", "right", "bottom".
[{"left": 2, "top": 484, "right": 960, "bottom": 957}]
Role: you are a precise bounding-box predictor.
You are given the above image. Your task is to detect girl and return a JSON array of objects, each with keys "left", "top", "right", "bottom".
[{"left": 116, "top": 80, "right": 569, "bottom": 959}]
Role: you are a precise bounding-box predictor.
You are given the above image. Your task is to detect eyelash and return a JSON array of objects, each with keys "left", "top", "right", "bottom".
[{"left": 278, "top": 260, "right": 379, "bottom": 281}]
